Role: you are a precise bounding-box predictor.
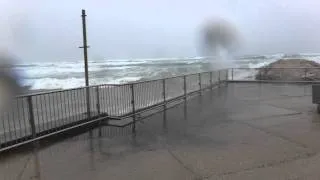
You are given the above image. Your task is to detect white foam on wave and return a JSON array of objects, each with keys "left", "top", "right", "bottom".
[
  {"left": 16, "top": 59, "right": 162, "bottom": 79},
  {"left": 232, "top": 69, "right": 257, "bottom": 80},
  {"left": 233, "top": 53, "right": 320, "bottom": 80},
  {"left": 22, "top": 76, "right": 143, "bottom": 90},
  {"left": 301, "top": 56, "right": 320, "bottom": 64},
  {"left": 234, "top": 53, "right": 283, "bottom": 80},
  {"left": 107, "top": 66, "right": 131, "bottom": 70},
  {"left": 248, "top": 58, "right": 278, "bottom": 69},
  {"left": 16, "top": 62, "right": 102, "bottom": 78},
  {"left": 100, "top": 59, "right": 147, "bottom": 66},
  {"left": 22, "top": 78, "right": 86, "bottom": 90},
  {"left": 108, "top": 77, "right": 142, "bottom": 84}
]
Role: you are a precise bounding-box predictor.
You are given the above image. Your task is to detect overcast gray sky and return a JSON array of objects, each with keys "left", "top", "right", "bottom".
[{"left": 1, "top": 0, "right": 320, "bottom": 62}]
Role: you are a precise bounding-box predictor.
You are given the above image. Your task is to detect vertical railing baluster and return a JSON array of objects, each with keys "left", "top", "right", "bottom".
[
  {"left": 231, "top": 68, "right": 234, "bottom": 80},
  {"left": 130, "top": 84, "right": 136, "bottom": 133},
  {"left": 27, "top": 96, "right": 36, "bottom": 138},
  {"left": 198, "top": 73, "right": 202, "bottom": 95},
  {"left": 96, "top": 86, "right": 100, "bottom": 116},
  {"left": 183, "top": 75, "right": 187, "bottom": 100},
  {"left": 210, "top": 71, "right": 213, "bottom": 88}
]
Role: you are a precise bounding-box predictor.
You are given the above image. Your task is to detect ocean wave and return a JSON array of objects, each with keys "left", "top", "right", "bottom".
[{"left": 16, "top": 53, "right": 320, "bottom": 90}]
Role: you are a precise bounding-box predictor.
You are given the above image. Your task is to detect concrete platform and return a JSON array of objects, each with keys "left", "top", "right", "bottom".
[{"left": 2, "top": 83, "right": 320, "bottom": 180}]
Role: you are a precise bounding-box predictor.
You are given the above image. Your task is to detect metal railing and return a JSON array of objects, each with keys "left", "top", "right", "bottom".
[
  {"left": 0, "top": 69, "right": 228, "bottom": 151},
  {"left": 228, "top": 67, "right": 320, "bottom": 83}
]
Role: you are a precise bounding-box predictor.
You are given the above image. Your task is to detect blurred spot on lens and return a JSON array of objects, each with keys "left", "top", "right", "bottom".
[
  {"left": 0, "top": 53, "right": 23, "bottom": 113},
  {"left": 200, "top": 18, "right": 241, "bottom": 56}
]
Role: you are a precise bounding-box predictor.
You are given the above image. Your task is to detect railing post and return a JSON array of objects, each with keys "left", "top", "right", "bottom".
[
  {"left": 162, "top": 78, "right": 167, "bottom": 131},
  {"left": 198, "top": 73, "right": 202, "bottom": 95},
  {"left": 183, "top": 75, "right": 187, "bottom": 100},
  {"left": 130, "top": 84, "right": 136, "bottom": 133},
  {"left": 27, "top": 96, "right": 36, "bottom": 138},
  {"left": 210, "top": 71, "right": 213, "bottom": 88},
  {"left": 95, "top": 87, "right": 100, "bottom": 115}
]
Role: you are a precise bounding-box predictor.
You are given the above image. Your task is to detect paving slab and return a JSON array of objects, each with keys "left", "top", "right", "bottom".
[
  {"left": 209, "top": 153, "right": 320, "bottom": 180},
  {"left": 169, "top": 123, "right": 309, "bottom": 177},
  {"left": 261, "top": 113, "right": 320, "bottom": 152},
  {"left": 263, "top": 96, "right": 315, "bottom": 113}
]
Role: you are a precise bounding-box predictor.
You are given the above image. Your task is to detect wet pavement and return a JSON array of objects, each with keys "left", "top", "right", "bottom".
[{"left": 1, "top": 83, "right": 320, "bottom": 180}]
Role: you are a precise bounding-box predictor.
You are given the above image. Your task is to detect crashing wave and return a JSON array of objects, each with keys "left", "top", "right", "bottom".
[{"left": 15, "top": 53, "right": 320, "bottom": 90}]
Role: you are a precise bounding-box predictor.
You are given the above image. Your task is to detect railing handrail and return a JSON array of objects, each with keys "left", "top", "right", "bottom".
[{"left": 231, "top": 67, "right": 320, "bottom": 69}]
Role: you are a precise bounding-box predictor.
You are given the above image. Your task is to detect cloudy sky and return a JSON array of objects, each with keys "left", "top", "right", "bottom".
[{"left": 1, "top": 0, "right": 320, "bottom": 62}]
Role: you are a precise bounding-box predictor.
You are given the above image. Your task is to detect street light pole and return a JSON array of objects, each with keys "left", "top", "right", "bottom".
[
  {"left": 80, "top": 9, "right": 90, "bottom": 86},
  {"left": 79, "top": 9, "right": 91, "bottom": 118}
]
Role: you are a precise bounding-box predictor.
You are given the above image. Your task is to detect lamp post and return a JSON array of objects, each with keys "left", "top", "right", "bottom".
[{"left": 79, "top": 9, "right": 91, "bottom": 118}]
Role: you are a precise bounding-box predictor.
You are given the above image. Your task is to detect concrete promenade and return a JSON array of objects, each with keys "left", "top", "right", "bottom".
[{"left": 1, "top": 83, "right": 320, "bottom": 180}]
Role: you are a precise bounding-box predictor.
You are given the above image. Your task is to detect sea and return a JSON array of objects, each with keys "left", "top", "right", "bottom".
[{"left": 13, "top": 53, "right": 320, "bottom": 90}]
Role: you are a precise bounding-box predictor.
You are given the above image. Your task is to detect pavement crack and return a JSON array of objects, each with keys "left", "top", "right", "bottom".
[
  {"left": 16, "top": 154, "right": 32, "bottom": 180},
  {"left": 166, "top": 147, "right": 202, "bottom": 179},
  {"left": 264, "top": 103, "right": 303, "bottom": 114},
  {"left": 204, "top": 151, "right": 316, "bottom": 179},
  {"left": 243, "top": 112, "right": 302, "bottom": 122},
  {"left": 237, "top": 121, "right": 312, "bottom": 150}
]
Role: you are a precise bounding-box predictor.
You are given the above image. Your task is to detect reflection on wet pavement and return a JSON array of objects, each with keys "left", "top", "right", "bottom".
[{"left": 2, "top": 83, "right": 320, "bottom": 180}]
